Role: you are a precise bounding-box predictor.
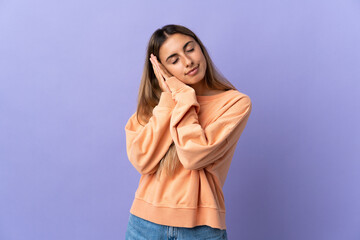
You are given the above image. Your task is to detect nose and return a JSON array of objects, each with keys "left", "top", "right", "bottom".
[{"left": 183, "top": 55, "right": 193, "bottom": 68}]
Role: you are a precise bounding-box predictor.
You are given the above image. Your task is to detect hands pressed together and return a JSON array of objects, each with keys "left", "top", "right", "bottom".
[{"left": 149, "top": 53, "right": 172, "bottom": 93}]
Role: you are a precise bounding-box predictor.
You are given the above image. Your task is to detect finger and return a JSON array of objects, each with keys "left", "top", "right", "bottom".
[
  {"left": 151, "top": 57, "right": 166, "bottom": 81},
  {"left": 149, "top": 58, "right": 157, "bottom": 76},
  {"left": 150, "top": 58, "right": 161, "bottom": 81},
  {"left": 150, "top": 57, "right": 168, "bottom": 90},
  {"left": 153, "top": 56, "right": 172, "bottom": 80},
  {"left": 150, "top": 56, "right": 160, "bottom": 76},
  {"left": 156, "top": 62, "right": 168, "bottom": 78},
  {"left": 151, "top": 55, "right": 161, "bottom": 74},
  {"left": 150, "top": 54, "right": 171, "bottom": 92}
]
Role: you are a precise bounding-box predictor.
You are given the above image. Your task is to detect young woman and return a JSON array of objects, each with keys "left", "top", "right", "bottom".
[{"left": 124, "top": 24, "right": 252, "bottom": 240}]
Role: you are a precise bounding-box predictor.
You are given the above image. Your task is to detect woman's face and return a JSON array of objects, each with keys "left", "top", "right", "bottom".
[{"left": 158, "top": 33, "right": 207, "bottom": 85}]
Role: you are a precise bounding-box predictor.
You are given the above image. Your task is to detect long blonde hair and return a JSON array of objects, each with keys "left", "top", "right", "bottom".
[{"left": 136, "top": 24, "right": 237, "bottom": 180}]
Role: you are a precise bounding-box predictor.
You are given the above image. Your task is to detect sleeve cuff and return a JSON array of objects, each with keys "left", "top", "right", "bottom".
[
  {"left": 165, "top": 76, "right": 200, "bottom": 114},
  {"left": 158, "top": 91, "right": 175, "bottom": 108},
  {"left": 166, "top": 76, "right": 188, "bottom": 93}
]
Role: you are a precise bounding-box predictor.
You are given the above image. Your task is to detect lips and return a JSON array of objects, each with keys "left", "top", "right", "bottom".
[{"left": 186, "top": 65, "right": 199, "bottom": 75}]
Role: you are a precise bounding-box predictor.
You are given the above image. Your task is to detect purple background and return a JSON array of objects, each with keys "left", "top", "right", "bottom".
[{"left": 1, "top": 0, "right": 359, "bottom": 239}]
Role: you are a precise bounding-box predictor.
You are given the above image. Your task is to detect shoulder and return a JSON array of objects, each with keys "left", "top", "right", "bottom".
[
  {"left": 223, "top": 90, "right": 252, "bottom": 114},
  {"left": 208, "top": 89, "right": 251, "bottom": 114},
  {"left": 223, "top": 89, "right": 251, "bottom": 103}
]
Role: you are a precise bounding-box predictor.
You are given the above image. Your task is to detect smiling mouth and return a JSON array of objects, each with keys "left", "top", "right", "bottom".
[{"left": 186, "top": 65, "right": 199, "bottom": 75}]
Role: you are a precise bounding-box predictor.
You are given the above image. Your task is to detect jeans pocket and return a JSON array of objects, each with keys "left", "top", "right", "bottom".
[{"left": 190, "top": 225, "right": 227, "bottom": 239}]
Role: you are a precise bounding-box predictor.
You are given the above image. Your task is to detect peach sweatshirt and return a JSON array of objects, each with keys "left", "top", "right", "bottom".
[{"left": 125, "top": 76, "right": 252, "bottom": 230}]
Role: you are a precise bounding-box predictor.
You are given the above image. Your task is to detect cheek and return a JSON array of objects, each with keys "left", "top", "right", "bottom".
[
  {"left": 166, "top": 65, "right": 182, "bottom": 77},
  {"left": 199, "top": 53, "right": 206, "bottom": 63},
  {"left": 200, "top": 55, "right": 207, "bottom": 70}
]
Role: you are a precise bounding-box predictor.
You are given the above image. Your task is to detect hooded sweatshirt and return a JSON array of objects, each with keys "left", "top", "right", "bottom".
[{"left": 125, "top": 76, "right": 252, "bottom": 230}]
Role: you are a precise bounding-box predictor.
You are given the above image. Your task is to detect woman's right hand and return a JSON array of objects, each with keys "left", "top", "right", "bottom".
[{"left": 150, "top": 53, "right": 171, "bottom": 93}]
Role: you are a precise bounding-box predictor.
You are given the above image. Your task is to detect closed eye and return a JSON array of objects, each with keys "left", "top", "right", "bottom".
[{"left": 172, "top": 49, "right": 194, "bottom": 64}]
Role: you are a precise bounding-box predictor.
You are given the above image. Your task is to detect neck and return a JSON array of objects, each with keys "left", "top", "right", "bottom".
[{"left": 188, "top": 78, "right": 210, "bottom": 96}]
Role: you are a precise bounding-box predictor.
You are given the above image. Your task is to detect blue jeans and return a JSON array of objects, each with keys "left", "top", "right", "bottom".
[{"left": 125, "top": 213, "right": 228, "bottom": 240}]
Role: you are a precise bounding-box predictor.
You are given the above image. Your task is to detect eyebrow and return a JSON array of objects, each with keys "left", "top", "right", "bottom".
[{"left": 165, "top": 40, "right": 194, "bottom": 62}]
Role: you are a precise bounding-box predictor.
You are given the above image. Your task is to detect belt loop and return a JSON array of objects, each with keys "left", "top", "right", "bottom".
[{"left": 167, "top": 226, "right": 178, "bottom": 239}]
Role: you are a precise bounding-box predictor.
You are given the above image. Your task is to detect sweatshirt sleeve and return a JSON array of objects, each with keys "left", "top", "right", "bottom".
[
  {"left": 125, "top": 91, "right": 175, "bottom": 175},
  {"left": 165, "top": 76, "right": 252, "bottom": 170}
]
